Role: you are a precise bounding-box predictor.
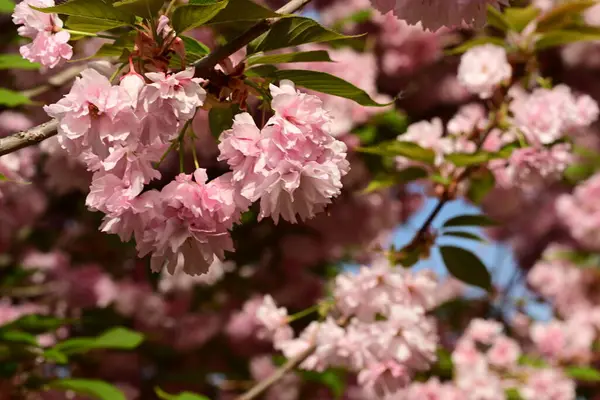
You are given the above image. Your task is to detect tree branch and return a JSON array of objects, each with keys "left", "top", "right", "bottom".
[
  {"left": 0, "top": 120, "right": 58, "bottom": 156},
  {"left": 193, "top": 0, "right": 313, "bottom": 74},
  {"left": 236, "top": 344, "right": 316, "bottom": 400},
  {"left": 0, "top": 0, "right": 313, "bottom": 158}
]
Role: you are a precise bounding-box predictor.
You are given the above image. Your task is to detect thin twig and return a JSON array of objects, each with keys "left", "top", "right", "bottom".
[
  {"left": 0, "top": 0, "right": 314, "bottom": 158},
  {"left": 236, "top": 344, "right": 316, "bottom": 400},
  {"left": 193, "top": 0, "right": 313, "bottom": 74}
]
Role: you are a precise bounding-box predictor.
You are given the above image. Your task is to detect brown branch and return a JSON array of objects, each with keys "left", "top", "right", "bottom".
[
  {"left": 0, "top": 0, "right": 313, "bottom": 158},
  {"left": 236, "top": 344, "right": 316, "bottom": 400},
  {"left": 193, "top": 0, "right": 313, "bottom": 74},
  {"left": 0, "top": 120, "right": 58, "bottom": 156}
]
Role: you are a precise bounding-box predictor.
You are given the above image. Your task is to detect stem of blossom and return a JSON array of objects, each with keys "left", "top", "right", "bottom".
[
  {"left": 236, "top": 344, "right": 317, "bottom": 400},
  {"left": 286, "top": 303, "right": 320, "bottom": 323},
  {"left": 0, "top": 0, "right": 313, "bottom": 157},
  {"left": 190, "top": 133, "right": 200, "bottom": 169},
  {"left": 178, "top": 136, "right": 185, "bottom": 172},
  {"left": 64, "top": 29, "right": 118, "bottom": 40}
]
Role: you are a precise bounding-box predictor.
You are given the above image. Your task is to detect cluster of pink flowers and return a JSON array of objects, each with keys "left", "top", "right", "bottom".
[
  {"left": 256, "top": 258, "right": 440, "bottom": 399},
  {"left": 511, "top": 84, "right": 599, "bottom": 146},
  {"left": 12, "top": 0, "right": 72, "bottom": 68},
  {"left": 447, "top": 318, "right": 574, "bottom": 400},
  {"left": 218, "top": 80, "right": 350, "bottom": 224},
  {"left": 556, "top": 173, "right": 600, "bottom": 250},
  {"left": 370, "top": 0, "right": 508, "bottom": 31},
  {"left": 46, "top": 70, "right": 349, "bottom": 275},
  {"left": 395, "top": 113, "right": 476, "bottom": 173},
  {"left": 488, "top": 85, "right": 598, "bottom": 193}
]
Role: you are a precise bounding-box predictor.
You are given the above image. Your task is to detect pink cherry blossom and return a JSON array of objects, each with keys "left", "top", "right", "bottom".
[
  {"left": 256, "top": 295, "right": 294, "bottom": 343},
  {"left": 19, "top": 30, "right": 72, "bottom": 69},
  {"left": 511, "top": 85, "right": 598, "bottom": 145},
  {"left": 136, "top": 170, "right": 246, "bottom": 276},
  {"left": 486, "top": 336, "right": 521, "bottom": 368},
  {"left": 458, "top": 44, "right": 512, "bottom": 99},
  {"left": 218, "top": 80, "right": 350, "bottom": 224},
  {"left": 495, "top": 144, "right": 573, "bottom": 193},
  {"left": 370, "top": 0, "right": 508, "bottom": 31},
  {"left": 403, "top": 378, "right": 464, "bottom": 400},
  {"left": 521, "top": 369, "right": 576, "bottom": 400},
  {"left": 13, "top": 0, "right": 72, "bottom": 68},
  {"left": 44, "top": 68, "right": 138, "bottom": 163},
  {"left": 556, "top": 173, "right": 600, "bottom": 250}
]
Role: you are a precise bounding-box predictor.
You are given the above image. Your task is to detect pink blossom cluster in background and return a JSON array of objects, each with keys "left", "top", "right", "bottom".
[{"left": 12, "top": 0, "right": 72, "bottom": 68}]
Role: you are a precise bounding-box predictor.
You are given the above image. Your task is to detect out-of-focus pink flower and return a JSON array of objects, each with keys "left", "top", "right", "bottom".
[
  {"left": 521, "top": 369, "right": 576, "bottom": 400},
  {"left": 447, "top": 103, "right": 487, "bottom": 136},
  {"left": 458, "top": 44, "right": 512, "bottom": 99},
  {"left": 402, "top": 378, "right": 464, "bottom": 400},
  {"left": 511, "top": 85, "right": 598, "bottom": 145},
  {"left": 370, "top": 0, "right": 507, "bottom": 31},
  {"left": 486, "top": 336, "right": 521, "bottom": 368},
  {"left": 256, "top": 295, "right": 294, "bottom": 343},
  {"left": 494, "top": 144, "right": 573, "bottom": 193},
  {"left": 530, "top": 319, "right": 594, "bottom": 364},
  {"left": 556, "top": 173, "right": 600, "bottom": 250}
]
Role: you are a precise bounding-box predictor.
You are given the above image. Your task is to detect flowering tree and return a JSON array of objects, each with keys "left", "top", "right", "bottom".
[{"left": 1, "top": 0, "right": 600, "bottom": 398}]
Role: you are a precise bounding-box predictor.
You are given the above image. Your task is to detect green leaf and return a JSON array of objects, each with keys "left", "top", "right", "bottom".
[
  {"left": 357, "top": 140, "right": 436, "bottom": 164},
  {"left": 208, "top": 0, "right": 278, "bottom": 24},
  {"left": 245, "top": 64, "right": 279, "bottom": 77},
  {"left": 442, "top": 231, "right": 486, "bottom": 243},
  {"left": 300, "top": 369, "right": 346, "bottom": 399},
  {"left": 246, "top": 50, "right": 332, "bottom": 66},
  {"left": 505, "top": 388, "right": 524, "bottom": 400},
  {"left": 48, "top": 379, "right": 126, "bottom": 400},
  {"left": 537, "top": 0, "right": 598, "bottom": 32},
  {"left": 467, "top": 168, "right": 495, "bottom": 205},
  {"left": 0, "top": 330, "right": 38, "bottom": 346},
  {"left": 171, "top": 0, "right": 228, "bottom": 33},
  {"left": 486, "top": 4, "right": 510, "bottom": 31},
  {"left": 33, "top": 0, "right": 135, "bottom": 24},
  {"left": 445, "top": 36, "right": 506, "bottom": 55},
  {"left": 0, "top": 173, "right": 7, "bottom": 181},
  {"left": 54, "top": 327, "right": 143, "bottom": 354},
  {"left": 66, "top": 15, "right": 130, "bottom": 33},
  {"left": 445, "top": 151, "right": 493, "bottom": 167},
  {"left": 0, "top": 0, "right": 14, "bottom": 13},
  {"left": 443, "top": 214, "right": 496, "bottom": 228},
  {"left": 440, "top": 246, "right": 492, "bottom": 291},
  {"left": 535, "top": 26, "right": 600, "bottom": 51},
  {"left": 0, "top": 88, "right": 31, "bottom": 107},
  {"left": 43, "top": 348, "right": 68, "bottom": 364},
  {"left": 0, "top": 54, "right": 40, "bottom": 70},
  {"left": 363, "top": 167, "right": 428, "bottom": 193},
  {"left": 504, "top": 6, "right": 541, "bottom": 32},
  {"left": 249, "top": 16, "right": 360, "bottom": 54},
  {"left": 156, "top": 387, "right": 209, "bottom": 400},
  {"left": 2, "top": 315, "right": 64, "bottom": 334},
  {"left": 209, "top": 107, "right": 235, "bottom": 140},
  {"left": 113, "top": 0, "right": 164, "bottom": 18},
  {"left": 369, "top": 109, "right": 408, "bottom": 132},
  {"left": 566, "top": 366, "right": 600, "bottom": 382},
  {"left": 273, "top": 69, "right": 391, "bottom": 107},
  {"left": 181, "top": 35, "right": 210, "bottom": 63}
]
